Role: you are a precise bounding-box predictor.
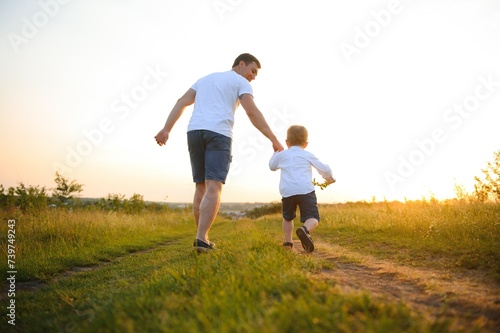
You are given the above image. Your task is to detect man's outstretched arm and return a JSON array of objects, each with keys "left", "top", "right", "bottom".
[
  {"left": 240, "top": 94, "right": 284, "bottom": 152},
  {"left": 155, "top": 88, "right": 196, "bottom": 146}
]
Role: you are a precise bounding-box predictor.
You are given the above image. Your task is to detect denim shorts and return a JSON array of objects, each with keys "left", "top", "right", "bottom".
[
  {"left": 282, "top": 191, "right": 320, "bottom": 222},
  {"left": 187, "top": 130, "right": 232, "bottom": 184}
]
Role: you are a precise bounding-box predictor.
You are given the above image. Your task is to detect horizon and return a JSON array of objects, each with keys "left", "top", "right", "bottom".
[{"left": 2, "top": 188, "right": 485, "bottom": 206}]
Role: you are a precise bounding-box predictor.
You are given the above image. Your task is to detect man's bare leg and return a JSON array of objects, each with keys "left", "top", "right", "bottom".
[
  {"left": 195, "top": 180, "right": 222, "bottom": 243},
  {"left": 193, "top": 182, "right": 206, "bottom": 227}
]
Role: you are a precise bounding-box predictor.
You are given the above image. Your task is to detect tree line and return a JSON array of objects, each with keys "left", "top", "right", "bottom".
[
  {"left": 1, "top": 150, "right": 499, "bottom": 214},
  {"left": 0, "top": 172, "right": 176, "bottom": 213}
]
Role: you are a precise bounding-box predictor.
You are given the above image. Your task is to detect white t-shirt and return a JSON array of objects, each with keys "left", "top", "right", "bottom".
[
  {"left": 187, "top": 70, "right": 253, "bottom": 138},
  {"left": 269, "top": 146, "right": 333, "bottom": 198}
]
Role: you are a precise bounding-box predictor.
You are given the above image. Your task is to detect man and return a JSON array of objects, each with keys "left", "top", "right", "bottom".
[{"left": 154, "top": 53, "right": 284, "bottom": 252}]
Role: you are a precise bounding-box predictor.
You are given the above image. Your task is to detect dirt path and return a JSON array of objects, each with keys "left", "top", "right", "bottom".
[{"left": 296, "top": 239, "right": 500, "bottom": 332}]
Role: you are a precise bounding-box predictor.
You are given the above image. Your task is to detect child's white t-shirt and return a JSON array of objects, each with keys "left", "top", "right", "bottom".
[{"left": 187, "top": 70, "right": 253, "bottom": 138}]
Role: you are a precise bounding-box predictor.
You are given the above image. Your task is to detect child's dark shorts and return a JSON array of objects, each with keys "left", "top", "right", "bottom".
[
  {"left": 282, "top": 191, "right": 320, "bottom": 222},
  {"left": 187, "top": 130, "right": 232, "bottom": 184}
]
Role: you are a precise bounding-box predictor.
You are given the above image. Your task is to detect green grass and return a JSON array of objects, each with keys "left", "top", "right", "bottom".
[
  {"left": 315, "top": 200, "right": 500, "bottom": 279},
  {"left": 4, "top": 217, "right": 450, "bottom": 333},
  {"left": 1, "top": 200, "right": 498, "bottom": 332},
  {"left": 0, "top": 209, "right": 194, "bottom": 281}
]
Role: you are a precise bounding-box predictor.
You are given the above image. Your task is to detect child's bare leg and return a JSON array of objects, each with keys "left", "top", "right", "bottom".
[
  {"left": 304, "top": 218, "right": 319, "bottom": 233},
  {"left": 283, "top": 219, "right": 294, "bottom": 243}
]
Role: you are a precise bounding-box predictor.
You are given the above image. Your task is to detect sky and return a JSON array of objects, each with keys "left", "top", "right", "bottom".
[{"left": 1, "top": 0, "right": 499, "bottom": 204}]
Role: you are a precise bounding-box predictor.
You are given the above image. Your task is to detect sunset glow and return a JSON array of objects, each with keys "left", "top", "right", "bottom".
[{"left": 1, "top": 0, "right": 499, "bottom": 203}]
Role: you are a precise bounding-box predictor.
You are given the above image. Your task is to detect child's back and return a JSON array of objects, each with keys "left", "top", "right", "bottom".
[{"left": 269, "top": 125, "right": 335, "bottom": 253}]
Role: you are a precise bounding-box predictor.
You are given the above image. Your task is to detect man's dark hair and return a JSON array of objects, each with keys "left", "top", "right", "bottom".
[{"left": 232, "top": 53, "right": 261, "bottom": 69}]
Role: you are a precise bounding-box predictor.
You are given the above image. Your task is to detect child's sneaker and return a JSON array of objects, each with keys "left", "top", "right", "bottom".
[
  {"left": 193, "top": 239, "right": 215, "bottom": 253},
  {"left": 296, "top": 226, "right": 314, "bottom": 253}
]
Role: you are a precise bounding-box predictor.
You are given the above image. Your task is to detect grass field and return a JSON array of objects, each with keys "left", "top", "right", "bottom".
[
  {"left": 317, "top": 200, "right": 500, "bottom": 277},
  {"left": 1, "top": 200, "right": 499, "bottom": 332}
]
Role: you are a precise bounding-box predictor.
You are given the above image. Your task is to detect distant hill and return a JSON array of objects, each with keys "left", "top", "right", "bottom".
[
  {"left": 167, "top": 202, "right": 268, "bottom": 212},
  {"left": 78, "top": 198, "right": 267, "bottom": 212}
]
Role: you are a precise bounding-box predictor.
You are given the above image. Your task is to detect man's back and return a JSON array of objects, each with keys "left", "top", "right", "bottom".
[{"left": 188, "top": 70, "right": 253, "bottom": 138}]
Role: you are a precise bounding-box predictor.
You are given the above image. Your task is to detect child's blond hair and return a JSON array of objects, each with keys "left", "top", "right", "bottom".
[{"left": 287, "top": 125, "right": 308, "bottom": 146}]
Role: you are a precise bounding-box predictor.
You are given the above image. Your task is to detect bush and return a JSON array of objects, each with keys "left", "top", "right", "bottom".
[
  {"left": 52, "top": 172, "right": 84, "bottom": 205},
  {"left": 14, "top": 182, "right": 48, "bottom": 211},
  {"left": 124, "top": 193, "right": 146, "bottom": 214},
  {"left": 473, "top": 150, "right": 500, "bottom": 202},
  {"left": 0, "top": 184, "right": 16, "bottom": 210}
]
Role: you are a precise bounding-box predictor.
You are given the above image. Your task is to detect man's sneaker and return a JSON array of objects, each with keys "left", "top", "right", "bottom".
[
  {"left": 194, "top": 239, "right": 215, "bottom": 253},
  {"left": 296, "top": 226, "right": 314, "bottom": 253}
]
